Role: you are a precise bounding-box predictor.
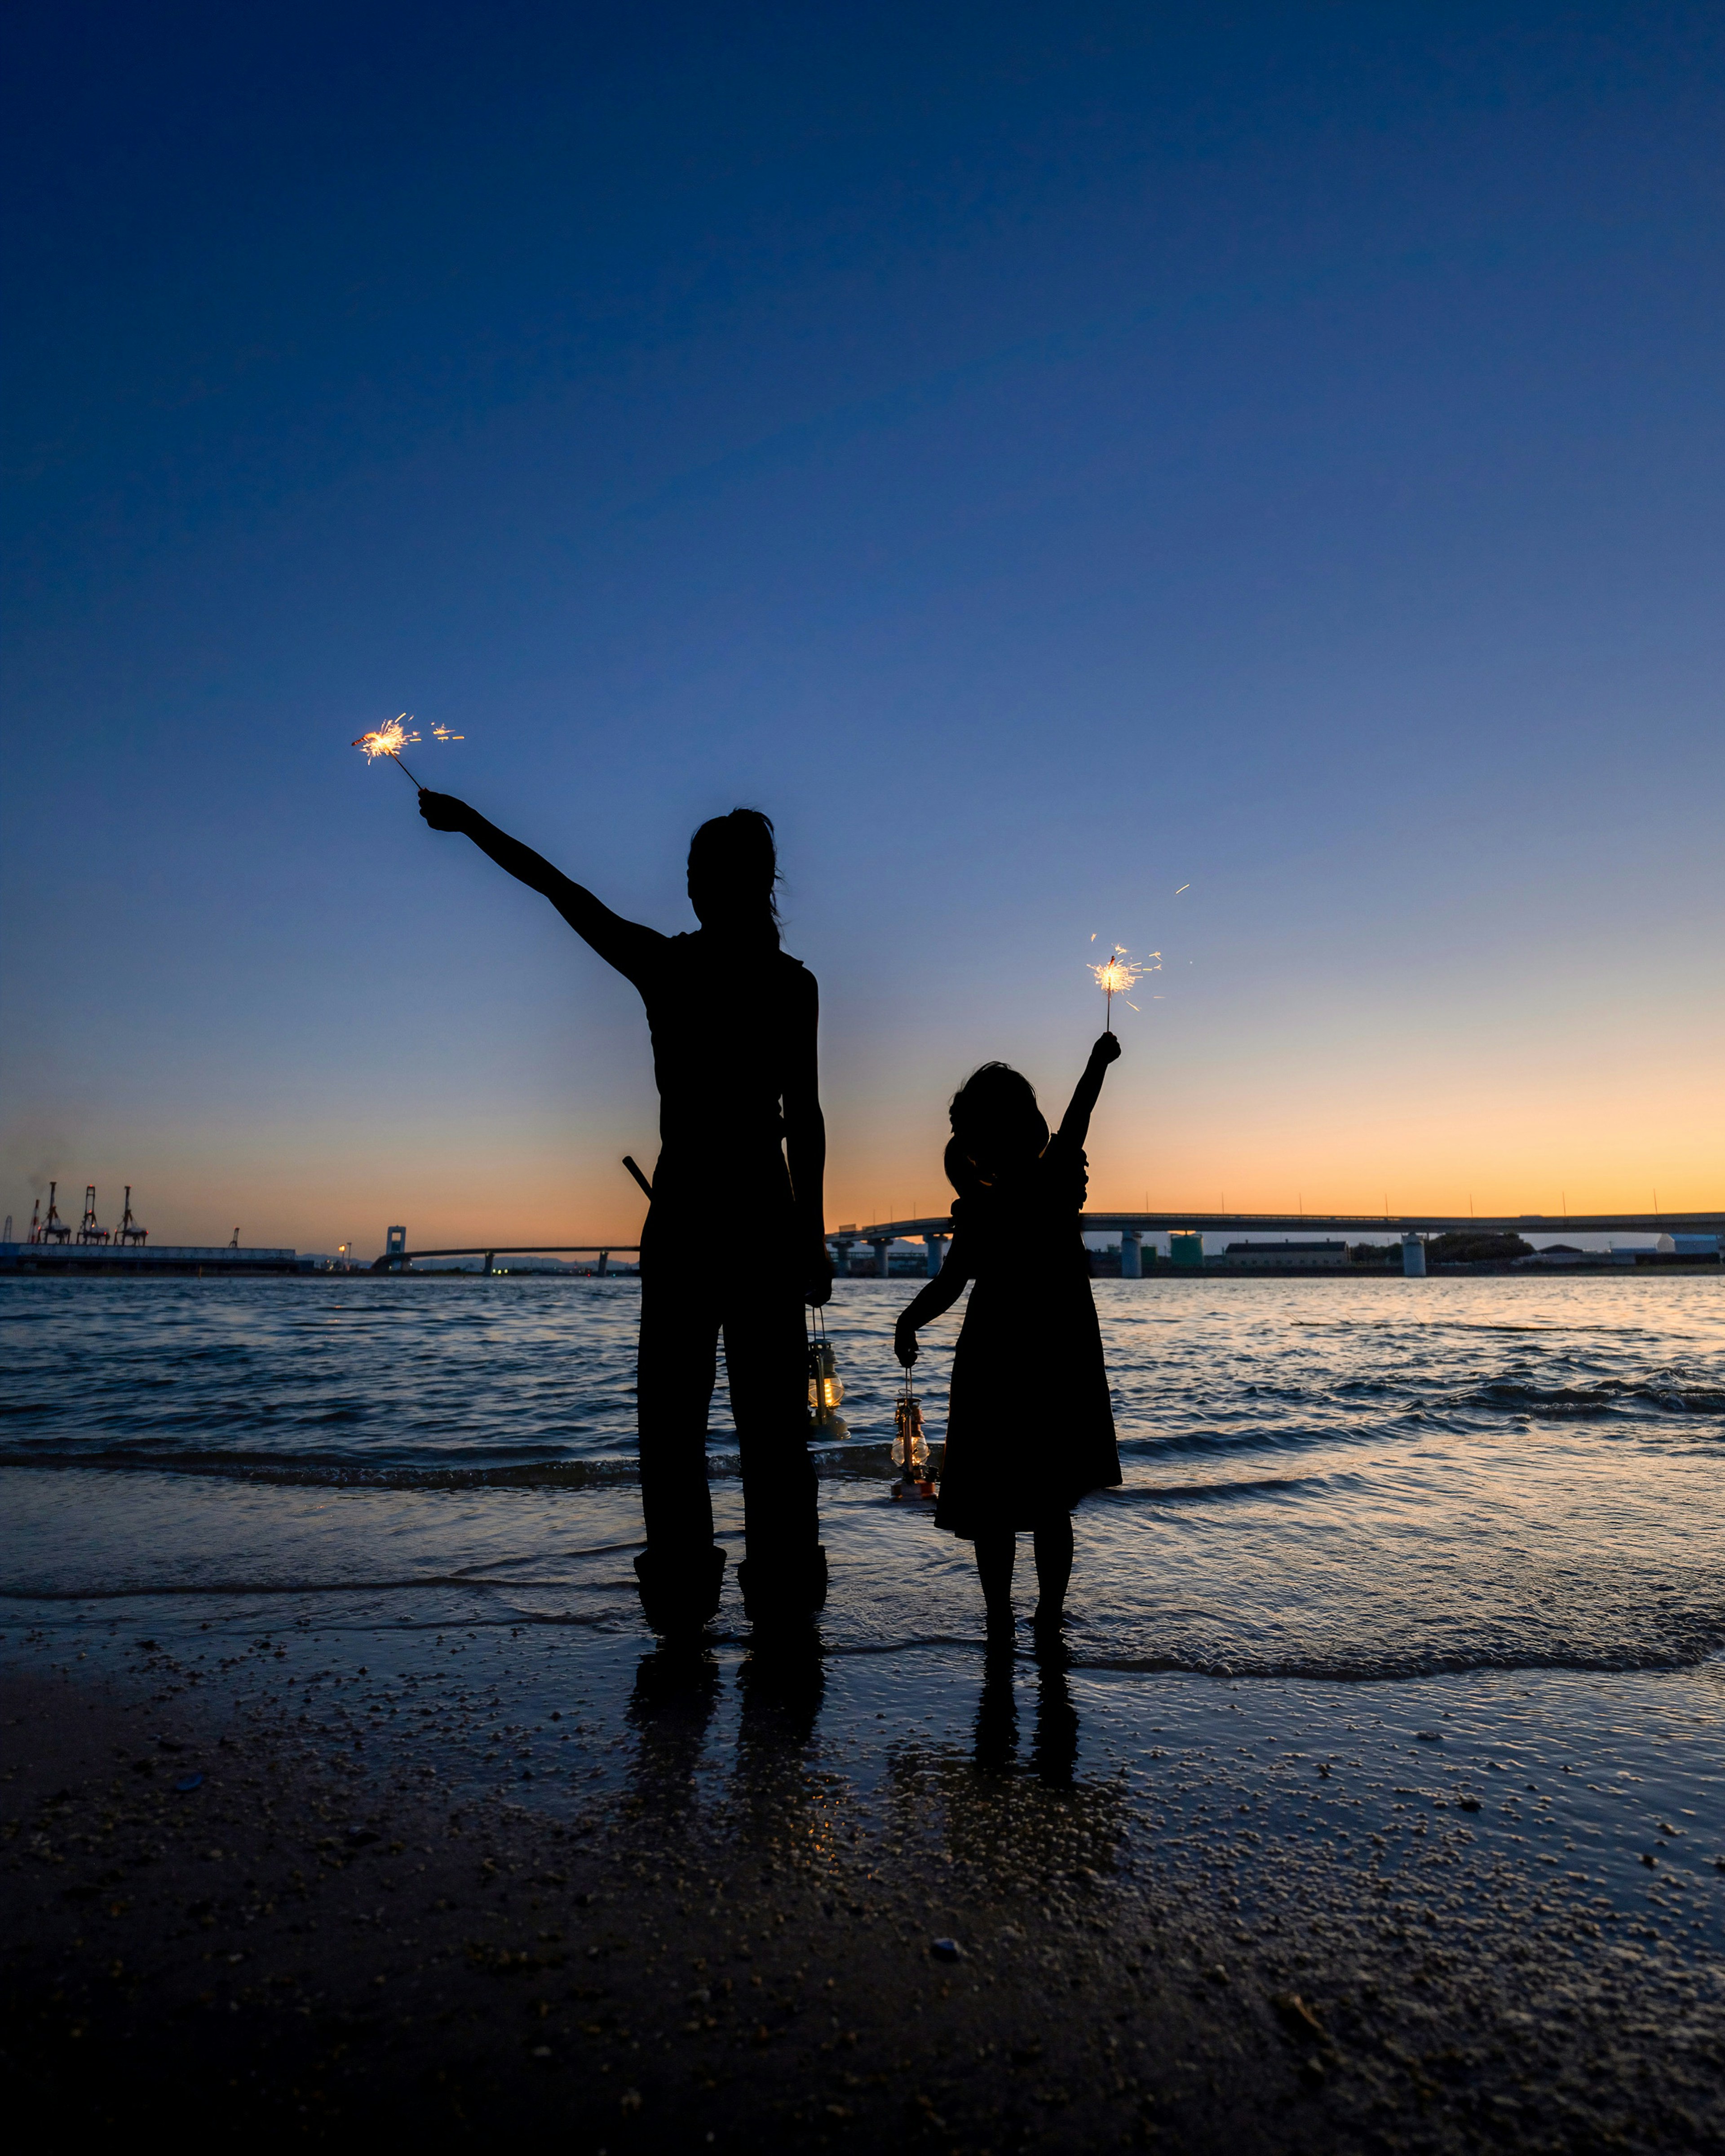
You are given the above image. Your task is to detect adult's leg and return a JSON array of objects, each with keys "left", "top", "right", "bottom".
[
  {"left": 973, "top": 1531, "right": 1017, "bottom": 1639},
  {"left": 722, "top": 1278, "right": 823, "bottom": 1616},
  {"left": 634, "top": 1260, "right": 725, "bottom": 1629},
  {"left": 1031, "top": 1515, "right": 1074, "bottom": 1627}
]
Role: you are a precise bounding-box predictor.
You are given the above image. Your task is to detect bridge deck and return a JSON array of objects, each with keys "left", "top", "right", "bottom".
[{"left": 837, "top": 1211, "right": 1724, "bottom": 1240}]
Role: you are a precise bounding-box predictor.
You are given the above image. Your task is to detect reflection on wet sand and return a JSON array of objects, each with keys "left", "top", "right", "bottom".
[
  {"left": 625, "top": 1639, "right": 720, "bottom": 1815},
  {"left": 625, "top": 1629, "right": 839, "bottom": 1870},
  {"left": 885, "top": 1639, "right": 1125, "bottom": 1889},
  {"left": 975, "top": 1638, "right": 1082, "bottom": 1785},
  {"left": 623, "top": 1628, "right": 1120, "bottom": 1900}
]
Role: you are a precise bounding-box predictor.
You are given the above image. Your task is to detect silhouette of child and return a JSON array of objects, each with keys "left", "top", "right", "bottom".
[{"left": 895, "top": 1034, "right": 1124, "bottom": 1643}]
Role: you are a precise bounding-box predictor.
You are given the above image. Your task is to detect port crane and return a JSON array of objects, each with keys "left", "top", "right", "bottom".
[{"left": 37, "top": 1183, "right": 71, "bottom": 1244}]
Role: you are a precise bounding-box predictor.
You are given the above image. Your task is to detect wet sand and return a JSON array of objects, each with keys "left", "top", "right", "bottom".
[{"left": 5, "top": 1628, "right": 1723, "bottom": 2151}]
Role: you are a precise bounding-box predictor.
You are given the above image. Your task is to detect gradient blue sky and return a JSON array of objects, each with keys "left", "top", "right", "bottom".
[{"left": 4, "top": 1, "right": 1721, "bottom": 1253}]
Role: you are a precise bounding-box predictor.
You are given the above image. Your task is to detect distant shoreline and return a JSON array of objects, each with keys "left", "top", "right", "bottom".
[
  {"left": 1118, "top": 1256, "right": 1723, "bottom": 1280},
  {"left": 1, "top": 1259, "right": 1718, "bottom": 1281}
]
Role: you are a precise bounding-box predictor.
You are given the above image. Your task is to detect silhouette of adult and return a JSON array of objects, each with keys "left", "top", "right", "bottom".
[{"left": 418, "top": 791, "right": 832, "bottom": 1630}]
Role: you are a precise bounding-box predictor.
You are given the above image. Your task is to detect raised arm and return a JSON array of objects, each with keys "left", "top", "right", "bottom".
[
  {"left": 893, "top": 1234, "right": 973, "bottom": 1365},
  {"left": 419, "top": 791, "right": 660, "bottom": 979},
  {"left": 1052, "top": 1031, "right": 1123, "bottom": 1155},
  {"left": 783, "top": 968, "right": 833, "bottom": 1307}
]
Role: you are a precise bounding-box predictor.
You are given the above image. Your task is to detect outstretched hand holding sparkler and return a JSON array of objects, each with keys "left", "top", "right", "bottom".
[{"left": 417, "top": 789, "right": 476, "bottom": 833}]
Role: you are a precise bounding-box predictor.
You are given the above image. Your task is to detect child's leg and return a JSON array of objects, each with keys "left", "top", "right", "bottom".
[
  {"left": 973, "top": 1532, "right": 1016, "bottom": 1635},
  {"left": 1031, "top": 1515, "right": 1074, "bottom": 1625}
]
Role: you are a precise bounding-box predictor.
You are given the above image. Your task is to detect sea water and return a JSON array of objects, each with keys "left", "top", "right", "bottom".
[{"left": 3, "top": 1273, "right": 1721, "bottom": 1679}]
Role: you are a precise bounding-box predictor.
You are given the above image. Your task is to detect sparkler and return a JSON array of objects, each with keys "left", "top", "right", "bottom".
[
  {"left": 1090, "top": 945, "right": 1140, "bottom": 1030},
  {"left": 1086, "top": 939, "right": 1163, "bottom": 1028},
  {"left": 352, "top": 716, "right": 425, "bottom": 787}
]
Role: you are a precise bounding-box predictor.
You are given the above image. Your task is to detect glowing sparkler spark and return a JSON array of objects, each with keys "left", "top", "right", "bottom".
[
  {"left": 1090, "top": 948, "right": 1139, "bottom": 999},
  {"left": 1087, "top": 944, "right": 1163, "bottom": 1029},
  {"left": 1090, "top": 945, "right": 1138, "bottom": 1031},
  {"left": 430, "top": 724, "right": 464, "bottom": 742},
  {"left": 353, "top": 716, "right": 418, "bottom": 760},
  {"left": 351, "top": 714, "right": 425, "bottom": 786}
]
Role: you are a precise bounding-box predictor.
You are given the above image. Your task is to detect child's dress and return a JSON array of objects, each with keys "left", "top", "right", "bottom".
[{"left": 933, "top": 1131, "right": 1122, "bottom": 1539}]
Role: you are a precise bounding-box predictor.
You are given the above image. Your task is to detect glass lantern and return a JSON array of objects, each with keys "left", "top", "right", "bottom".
[{"left": 806, "top": 1306, "right": 847, "bottom": 1433}]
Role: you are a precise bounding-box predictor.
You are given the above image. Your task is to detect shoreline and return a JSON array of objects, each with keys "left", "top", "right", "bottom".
[{"left": 6, "top": 1623, "right": 1723, "bottom": 2149}]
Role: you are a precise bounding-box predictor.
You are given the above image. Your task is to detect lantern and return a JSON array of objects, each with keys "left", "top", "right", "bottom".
[
  {"left": 891, "top": 1367, "right": 934, "bottom": 1498},
  {"left": 807, "top": 1307, "right": 847, "bottom": 1434}
]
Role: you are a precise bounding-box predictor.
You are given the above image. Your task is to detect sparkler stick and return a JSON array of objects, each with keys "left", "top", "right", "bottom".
[{"left": 352, "top": 716, "right": 427, "bottom": 788}]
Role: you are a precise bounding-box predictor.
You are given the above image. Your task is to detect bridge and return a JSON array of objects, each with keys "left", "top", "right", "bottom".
[
  {"left": 374, "top": 1243, "right": 639, "bottom": 1274},
  {"left": 830, "top": 1209, "right": 1725, "bottom": 1277},
  {"left": 373, "top": 1208, "right": 1723, "bottom": 1277}
]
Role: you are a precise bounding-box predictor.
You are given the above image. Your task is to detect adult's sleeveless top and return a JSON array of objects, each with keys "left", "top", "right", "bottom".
[{"left": 632, "top": 930, "right": 813, "bottom": 1224}]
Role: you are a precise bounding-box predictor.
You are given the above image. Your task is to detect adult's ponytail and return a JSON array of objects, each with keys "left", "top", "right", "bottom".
[{"left": 687, "top": 808, "right": 782, "bottom": 945}]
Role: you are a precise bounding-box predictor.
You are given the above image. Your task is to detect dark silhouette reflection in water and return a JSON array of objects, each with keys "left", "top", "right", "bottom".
[
  {"left": 888, "top": 1645, "right": 1122, "bottom": 1882},
  {"left": 731, "top": 1635, "right": 830, "bottom": 1845},
  {"left": 975, "top": 1639, "right": 1079, "bottom": 1785},
  {"left": 736, "top": 1633, "right": 826, "bottom": 1764},
  {"left": 625, "top": 1642, "right": 721, "bottom": 1818},
  {"left": 1026, "top": 1636, "right": 1081, "bottom": 1786},
  {"left": 974, "top": 1649, "right": 1018, "bottom": 1778},
  {"left": 622, "top": 1634, "right": 1111, "bottom": 1899},
  {"left": 623, "top": 1632, "right": 832, "bottom": 1855},
  {"left": 720, "top": 1634, "right": 844, "bottom": 1890}
]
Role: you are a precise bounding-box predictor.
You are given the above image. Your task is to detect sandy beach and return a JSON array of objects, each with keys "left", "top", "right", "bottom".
[{"left": 6, "top": 1620, "right": 1722, "bottom": 2152}]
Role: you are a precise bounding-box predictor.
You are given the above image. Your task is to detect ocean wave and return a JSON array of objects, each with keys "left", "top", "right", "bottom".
[
  {"left": 0, "top": 1441, "right": 915, "bottom": 1491},
  {"left": 1293, "top": 1320, "right": 1694, "bottom": 1339},
  {"left": 0, "top": 1447, "right": 641, "bottom": 1490},
  {"left": 1106, "top": 1475, "right": 1322, "bottom": 1504},
  {"left": 0, "top": 1574, "right": 630, "bottom": 1602},
  {"left": 1116, "top": 1424, "right": 1355, "bottom": 1459},
  {"left": 1112, "top": 1377, "right": 1725, "bottom": 1453},
  {"left": 1460, "top": 1379, "right": 1725, "bottom": 1418}
]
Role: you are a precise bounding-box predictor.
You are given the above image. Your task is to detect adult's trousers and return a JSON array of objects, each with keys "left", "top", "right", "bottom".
[{"left": 635, "top": 1256, "right": 818, "bottom": 1572}]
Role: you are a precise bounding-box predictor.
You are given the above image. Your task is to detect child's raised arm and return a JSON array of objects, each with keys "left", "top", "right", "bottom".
[
  {"left": 893, "top": 1236, "right": 972, "bottom": 1366},
  {"left": 1052, "top": 1031, "right": 1122, "bottom": 1156}
]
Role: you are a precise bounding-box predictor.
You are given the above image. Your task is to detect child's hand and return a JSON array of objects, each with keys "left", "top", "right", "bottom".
[
  {"left": 1092, "top": 1030, "right": 1123, "bottom": 1065},
  {"left": 893, "top": 1318, "right": 919, "bottom": 1368}
]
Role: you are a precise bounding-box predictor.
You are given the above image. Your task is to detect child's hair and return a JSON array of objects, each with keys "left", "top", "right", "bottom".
[{"left": 946, "top": 1062, "right": 1050, "bottom": 1189}]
